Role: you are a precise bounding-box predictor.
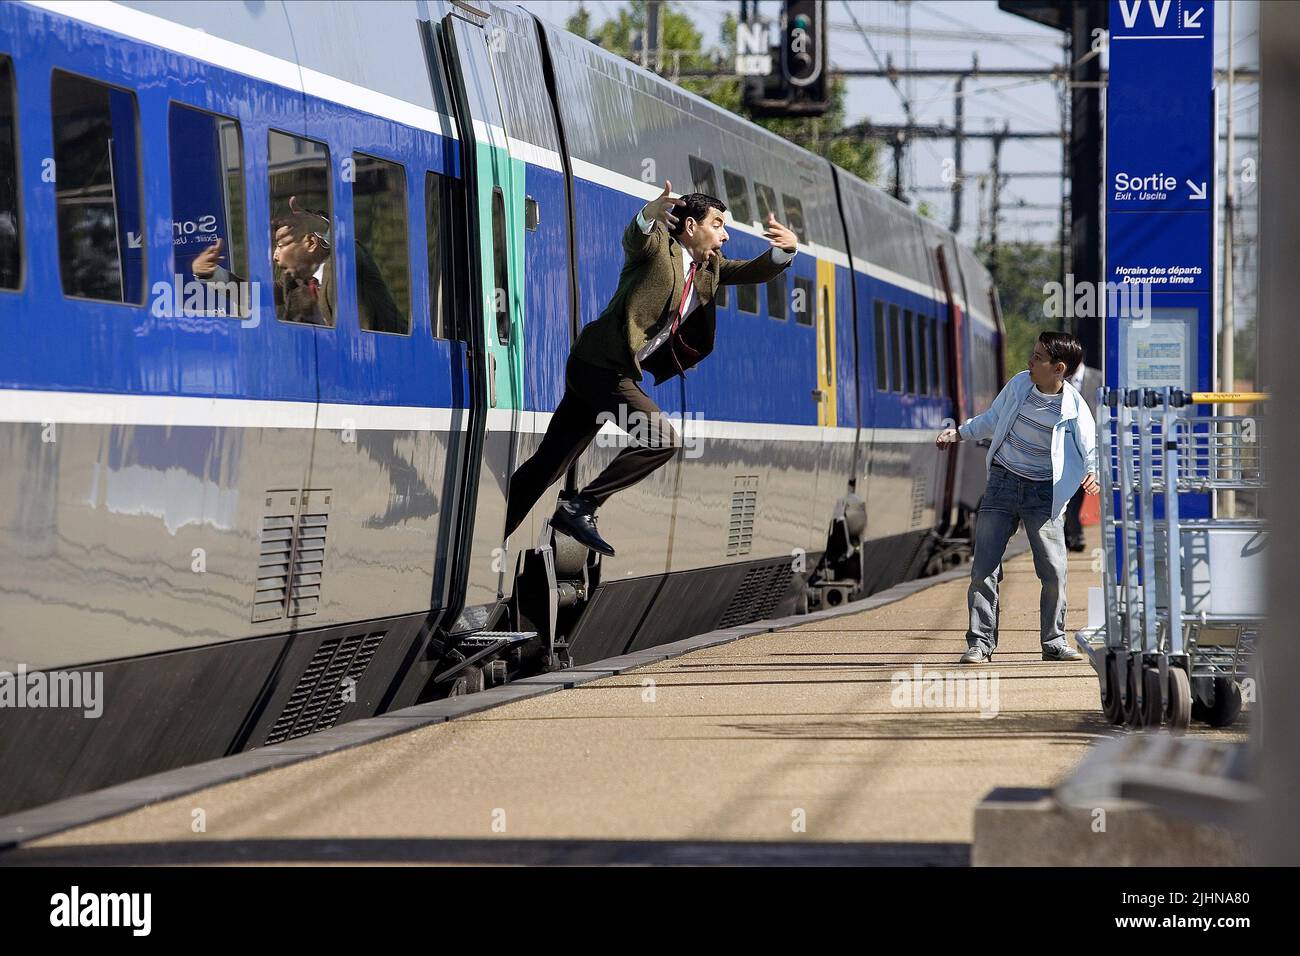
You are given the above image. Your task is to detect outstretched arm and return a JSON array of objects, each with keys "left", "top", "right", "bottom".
[
  {"left": 719, "top": 213, "right": 798, "bottom": 285},
  {"left": 624, "top": 179, "right": 684, "bottom": 262}
]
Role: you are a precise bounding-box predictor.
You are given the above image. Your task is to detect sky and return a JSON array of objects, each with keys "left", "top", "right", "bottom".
[{"left": 515, "top": 0, "right": 1260, "bottom": 256}]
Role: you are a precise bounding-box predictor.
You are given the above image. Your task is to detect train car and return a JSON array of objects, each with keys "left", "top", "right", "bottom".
[{"left": 0, "top": 0, "right": 1001, "bottom": 815}]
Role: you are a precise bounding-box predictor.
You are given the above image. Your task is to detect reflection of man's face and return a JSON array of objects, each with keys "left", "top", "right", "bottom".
[{"left": 273, "top": 226, "right": 315, "bottom": 278}]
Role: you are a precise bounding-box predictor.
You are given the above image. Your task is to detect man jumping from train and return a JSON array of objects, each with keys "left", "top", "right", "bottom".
[{"left": 504, "top": 181, "right": 798, "bottom": 556}]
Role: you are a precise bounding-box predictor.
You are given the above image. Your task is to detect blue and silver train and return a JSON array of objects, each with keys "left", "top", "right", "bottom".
[{"left": 0, "top": 0, "right": 1004, "bottom": 814}]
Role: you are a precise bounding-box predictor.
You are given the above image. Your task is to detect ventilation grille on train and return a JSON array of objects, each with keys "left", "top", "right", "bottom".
[
  {"left": 253, "top": 489, "right": 331, "bottom": 623},
  {"left": 727, "top": 475, "right": 759, "bottom": 556},
  {"left": 718, "top": 562, "right": 794, "bottom": 629},
  {"left": 910, "top": 472, "right": 928, "bottom": 529},
  {"left": 264, "top": 630, "right": 387, "bottom": 746}
]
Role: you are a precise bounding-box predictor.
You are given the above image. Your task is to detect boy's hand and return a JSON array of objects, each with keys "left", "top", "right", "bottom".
[
  {"left": 935, "top": 427, "right": 960, "bottom": 449},
  {"left": 642, "top": 180, "right": 685, "bottom": 231},
  {"left": 1081, "top": 473, "right": 1100, "bottom": 495}
]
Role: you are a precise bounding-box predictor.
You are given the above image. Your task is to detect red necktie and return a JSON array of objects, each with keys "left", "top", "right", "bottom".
[
  {"left": 669, "top": 262, "right": 698, "bottom": 335},
  {"left": 308, "top": 277, "right": 320, "bottom": 300}
]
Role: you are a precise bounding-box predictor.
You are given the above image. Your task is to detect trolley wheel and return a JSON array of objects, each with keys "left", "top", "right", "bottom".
[
  {"left": 1194, "top": 677, "right": 1243, "bottom": 727},
  {"left": 1167, "top": 666, "right": 1192, "bottom": 733},
  {"left": 1101, "top": 654, "right": 1124, "bottom": 724},
  {"left": 1141, "top": 667, "right": 1165, "bottom": 729},
  {"left": 1122, "top": 659, "right": 1143, "bottom": 728}
]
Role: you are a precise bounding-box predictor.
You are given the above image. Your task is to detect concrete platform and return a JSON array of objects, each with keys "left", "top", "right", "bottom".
[{"left": 0, "top": 526, "right": 1247, "bottom": 865}]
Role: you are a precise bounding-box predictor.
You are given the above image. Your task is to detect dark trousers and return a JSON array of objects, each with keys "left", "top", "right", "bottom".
[
  {"left": 503, "top": 353, "right": 681, "bottom": 538},
  {"left": 1064, "top": 484, "right": 1086, "bottom": 547}
]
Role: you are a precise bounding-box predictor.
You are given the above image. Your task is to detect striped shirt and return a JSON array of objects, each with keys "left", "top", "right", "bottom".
[{"left": 992, "top": 386, "right": 1062, "bottom": 481}]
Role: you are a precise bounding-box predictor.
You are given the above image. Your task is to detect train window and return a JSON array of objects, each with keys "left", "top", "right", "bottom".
[
  {"left": 793, "top": 275, "right": 814, "bottom": 327},
  {"left": 903, "top": 309, "right": 916, "bottom": 393},
  {"left": 918, "top": 316, "right": 930, "bottom": 396},
  {"left": 737, "top": 277, "right": 757, "bottom": 314},
  {"left": 168, "top": 104, "right": 247, "bottom": 316},
  {"left": 426, "top": 170, "right": 457, "bottom": 340},
  {"left": 688, "top": 155, "right": 718, "bottom": 198},
  {"left": 781, "top": 195, "right": 806, "bottom": 244},
  {"left": 52, "top": 71, "right": 144, "bottom": 304},
  {"left": 766, "top": 273, "right": 786, "bottom": 321},
  {"left": 268, "top": 130, "right": 332, "bottom": 326},
  {"left": 874, "top": 300, "right": 888, "bottom": 391},
  {"left": 889, "top": 304, "right": 903, "bottom": 392},
  {"left": 491, "top": 185, "right": 509, "bottom": 345},
  {"left": 754, "top": 181, "right": 778, "bottom": 226},
  {"left": 1, "top": 57, "right": 19, "bottom": 290},
  {"left": 351, "top": 152, "right": 410, "bottom": 336},
  {"left": 723, "top": 169, "right": 752, "bottom": 224},
  {"left": 716, "top": 281, "right": 728, "bottom": 309},
  {"left": 935, "top": 317, "right": 946, "bottom": 395}
]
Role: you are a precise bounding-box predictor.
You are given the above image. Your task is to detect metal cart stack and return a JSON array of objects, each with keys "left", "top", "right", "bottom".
[{"left": 1075, "top": 387, "right": 1268, "bottom": 732}]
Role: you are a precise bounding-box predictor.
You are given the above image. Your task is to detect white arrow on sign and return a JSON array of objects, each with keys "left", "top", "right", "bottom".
[
  {"left": 1184, "top": 7, "right": 1204, "bottom": 29},
  {"left": 1186, "top": 180, "right": 1207, "bottom": 200},
  {"left": 127, "top": 231, "right": 142, "bottom": 248}
]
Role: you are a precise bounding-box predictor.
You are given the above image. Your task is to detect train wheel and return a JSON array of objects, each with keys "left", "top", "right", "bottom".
[{"left": 1167, "top": 666, "right": 1192, "bottom": 734}]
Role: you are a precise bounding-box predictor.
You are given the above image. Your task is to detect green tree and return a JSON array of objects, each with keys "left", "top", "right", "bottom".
[
  {"left": 564, "top": 2, "right": 879, "bottom": 183},
  {"left": 981, "top": 241, "right": 1061, "bottom": 375}
]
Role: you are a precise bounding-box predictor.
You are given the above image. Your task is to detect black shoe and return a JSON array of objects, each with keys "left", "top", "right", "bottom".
[
  {"left": 550, "top": 496, "right": 616, "bottom": 557},
  {"left": 1067, "top": 539, "right": 1087, "bottom": 553}
]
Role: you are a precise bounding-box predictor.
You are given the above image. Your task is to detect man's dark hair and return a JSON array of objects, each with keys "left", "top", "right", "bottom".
[
  {"left": 1038, "top": 330, "right": 1085, "bottom": 377},
  {"left": 669, "top": 192, "right": 726, "bottom": 237}
]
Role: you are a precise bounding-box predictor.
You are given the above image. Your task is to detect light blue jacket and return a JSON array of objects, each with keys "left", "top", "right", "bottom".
[{"left": 957, "top": 370, "right": 1098, "bottom": 519}]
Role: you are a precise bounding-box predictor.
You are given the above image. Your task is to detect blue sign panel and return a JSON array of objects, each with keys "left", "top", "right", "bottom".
[{"left": 1106, "top": 0, "right": 1216, "bottom": 520}]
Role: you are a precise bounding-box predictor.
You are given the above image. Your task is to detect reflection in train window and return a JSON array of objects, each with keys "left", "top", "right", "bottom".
[
  {"left": 904, "top": 309, "right": 916, "bottom": 393},
  {"left": 723, "top": 169, "right": 752, "bottom": 224},
  {"left": 169, "top": 104, "right": 247, "bottom": 315},
  {"left": 754, "top": 181, "right": 778, "bottom": 226},
  {"left": 52, "top": 70, "right": 144, "bottom": 303},
  {"left": 874, "top": 300, "right": 888, "bottom": 391},
  {"left": 793, "top": 275, "right": 814, "bottom": 327},
  {"left": 268, "top": 129, "right": 332, "bottom": 326},
  {"left": 766, "top": 273, "right": 786, "bottom": 321},
  {"left": 781, "top": 194, "right": 805, "bottom": 243},
  {"left": 688, "top": 155, "right": 718, "bottom": 198},
  {"left": 0, "top": 57, "right": 20, "bottom": 290},
  {"left": 890, "top": 304, "right": 903, "bottom": 392},
  {"left": 715, "top": 280, "right": 727, "bottom": 309},
  {"left": 351, "top": 152, "right": 410, "bottom": 335},
  {"left": 491, "top": 185, "right": 509, "bottom": 345},
  {"left": 426, "top": 170, "right": 457, "bottom": 340}
]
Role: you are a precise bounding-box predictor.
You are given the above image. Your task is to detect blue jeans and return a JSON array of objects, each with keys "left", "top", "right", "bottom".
[{"left": 966, "top": 464, "right": 1069, "bottom": 652}]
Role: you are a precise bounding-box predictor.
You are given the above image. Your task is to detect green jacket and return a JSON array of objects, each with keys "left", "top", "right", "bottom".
[{"left": 571, "top": 209, "right": 795, "bottom": 382}]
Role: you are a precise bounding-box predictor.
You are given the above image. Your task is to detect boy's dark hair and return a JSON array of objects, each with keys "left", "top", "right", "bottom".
[
  {"left": 1038, "top": 330, "right": 1085, "bottom": 377},
  {"left": 670, "top": 192, "right": 726, "bottom": 236}
]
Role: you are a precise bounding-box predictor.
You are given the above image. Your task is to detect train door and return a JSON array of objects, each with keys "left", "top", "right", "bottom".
[
  {"left": 442, "top": 9, "right": 525, "bottom": 611},
  {"left": 814, "top": 258, "right": 838, "bottom": 427}
]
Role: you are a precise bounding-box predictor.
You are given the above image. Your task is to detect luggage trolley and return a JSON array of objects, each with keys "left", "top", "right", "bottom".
[{"left": 1076, "top": 388, "right": 1268, "bottom": 731}]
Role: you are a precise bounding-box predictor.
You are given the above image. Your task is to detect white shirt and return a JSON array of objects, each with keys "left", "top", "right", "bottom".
[{"left": 633, "top": 203, "right": 795, "bottom": 362}]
